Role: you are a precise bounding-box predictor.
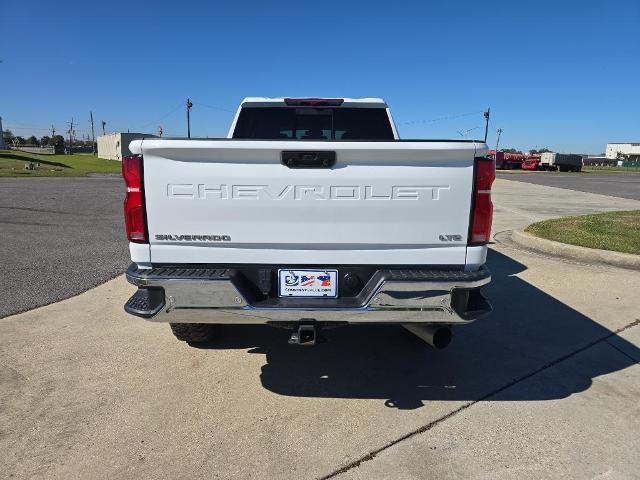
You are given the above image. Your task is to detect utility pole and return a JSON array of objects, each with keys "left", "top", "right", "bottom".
[
  {"left": 67, "top": 117, "right": 75, "bottom": 155},
  {"left": 186, "top": 98, "right": 193, "bottom": 138},
  {"left": 89, "top": 111, "right": 96, "bottom": 155},
  {"left": 483, "top": 108, "right": 490, "bottom": 142},
  {"left": 495, "top": 128, "right": 503, "bottom": 153},
  {"left": 0, "top": 117, "right": 5, "bottom": 150},
  {"left": 51, "top": 125, "right": 56, "bottom": 137},
  {"left": 101, "top": 120, "right": 106, "bottom": 135}
]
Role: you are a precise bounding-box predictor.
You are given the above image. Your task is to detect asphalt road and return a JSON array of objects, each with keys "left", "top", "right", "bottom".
[
  {"left": 0, "top": 177, "right": 129, "bottom": 318},
  {"left": 1, "top": 179, "right": 640, "bottom": 479},
  {"left": 497, "top": 171, "right": 640, "bottom": 200}
]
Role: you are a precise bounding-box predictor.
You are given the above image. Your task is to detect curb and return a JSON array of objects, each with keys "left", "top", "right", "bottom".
[{"left": 510, "top": 230, "right": 640, "bottom": 271}]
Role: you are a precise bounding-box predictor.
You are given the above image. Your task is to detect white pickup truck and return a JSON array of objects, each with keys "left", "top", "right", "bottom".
[{"left": 122, "top": 97, "right": 494, "bottom": 348}]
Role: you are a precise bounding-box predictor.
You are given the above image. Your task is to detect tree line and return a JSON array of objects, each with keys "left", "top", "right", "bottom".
[{"left": 2, "top": 130, "right": 95, "bottom": 148}]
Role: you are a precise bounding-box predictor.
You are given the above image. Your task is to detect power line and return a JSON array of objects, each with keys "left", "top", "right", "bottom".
[
  {"left": 6, "top": 101, "right": 204, "bottom": 138},
  {"left": 397, "top": 110, "right": 484, "bottom": 126},
  {"left": 5, "top": 125, "right": 57, "bottom": 132},
  {"left": 5, "top": 123, "right": 64, "bottom": 131},
  {"left": 456, "top": 126, "right": 480, "bottom": 138},
  {"left": 5, "top": 124, "right": 92, "bottom": 135},
  {"left": 191, "top": 100, "right": 235, "bottom": 113},
  {"left": 133, "top": 104, "right": 183, "bottom": 130}
]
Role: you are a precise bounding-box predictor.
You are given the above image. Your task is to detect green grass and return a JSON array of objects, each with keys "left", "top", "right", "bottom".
[
  {"left": 525, "top": 210, "right": 640, "bottom": 255},
  {"left": 0, "top": 150, "right": 121, "bottom": 177}
]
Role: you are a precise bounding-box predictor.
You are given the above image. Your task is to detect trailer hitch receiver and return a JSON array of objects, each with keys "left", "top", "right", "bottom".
[{"left": 288, "top": 321, "right": 325, "bottom": 346}]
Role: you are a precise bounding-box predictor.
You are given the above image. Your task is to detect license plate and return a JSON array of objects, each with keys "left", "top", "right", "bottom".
[{"left": 278, "top": 269, "right": 338, "bottom": 298}]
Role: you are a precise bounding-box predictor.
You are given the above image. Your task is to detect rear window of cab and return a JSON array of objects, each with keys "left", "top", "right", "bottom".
[{"left": 232, "top": 107, "right": 394, "bottom": 140}]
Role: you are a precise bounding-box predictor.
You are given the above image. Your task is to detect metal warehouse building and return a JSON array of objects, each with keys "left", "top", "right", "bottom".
[
  {"left": 605, "top": 142, "right": 640, "bottom": 161},
  {"left": 97, "top": 133, "right": 156, "bottom": 161}
]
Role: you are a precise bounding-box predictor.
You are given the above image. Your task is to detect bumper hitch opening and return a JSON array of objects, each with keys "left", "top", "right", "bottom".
[{"left": 288, "top": 321, "right": 325, "bottom": 346}]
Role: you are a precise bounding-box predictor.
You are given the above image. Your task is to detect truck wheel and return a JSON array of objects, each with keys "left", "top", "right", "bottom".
[{"left": 170, "top": 323, "right": 217, "bottom": 343}]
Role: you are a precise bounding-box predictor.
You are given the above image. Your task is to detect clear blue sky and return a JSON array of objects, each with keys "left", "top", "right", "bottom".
[{"left": 2, "top": 0, "right": 639, "bottom": 153}]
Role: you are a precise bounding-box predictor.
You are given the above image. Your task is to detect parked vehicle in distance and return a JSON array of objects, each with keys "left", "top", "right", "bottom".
[
  {"left": 522, "top": 155, "right": 541, "bottom": 170},
  {"left": 539, "top": 152, "right": 583, "bottom": 172},
  {"left": 121, "top": 97, "right": 494, "bottom": 349},
  {"left": 583, "top": 156, "right": 618, "bottom": 167},
  {"left": 489, "top": 150, "right": 525, "bottom": 170}
]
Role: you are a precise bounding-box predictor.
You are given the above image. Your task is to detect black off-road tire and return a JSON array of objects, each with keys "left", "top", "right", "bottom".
[{"left": 170, "top": 323, "right": 217, "bottom": 343}]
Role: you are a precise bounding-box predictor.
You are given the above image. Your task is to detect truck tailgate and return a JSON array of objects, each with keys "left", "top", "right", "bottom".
[{"left": 134, "top": 139, "right": 482, "bottom": 265}]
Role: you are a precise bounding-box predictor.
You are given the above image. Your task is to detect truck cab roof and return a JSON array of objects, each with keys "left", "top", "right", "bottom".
[
  {"left": 239, "top": 97, "right": 389, "bottom": 108},
  {"left": 229, "top": 97, "right": 397, "bottom": 139}
]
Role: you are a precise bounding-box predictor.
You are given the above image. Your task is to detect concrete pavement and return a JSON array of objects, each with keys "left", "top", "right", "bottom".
[
  {"left": 337, "top": 326, "right": 640, "bottom": 480},
  {"left": 1, "top": 179, "right": 639, "bottom": 479},
  {"left": 491, "top": 178, "right": 640, "bottom": 233}
]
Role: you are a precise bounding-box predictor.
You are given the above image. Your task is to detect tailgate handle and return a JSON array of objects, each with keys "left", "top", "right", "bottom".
[{"left": 281, "top": 151, "right": 336, "bottom": 169}]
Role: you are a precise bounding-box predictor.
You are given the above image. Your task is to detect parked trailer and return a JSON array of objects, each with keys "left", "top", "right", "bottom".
[
  {"left": 539, "top": 152, "right": 583, "bottom": 172},
  {"left": 489, "top": 150, "right": 525, "bottom": 170}
]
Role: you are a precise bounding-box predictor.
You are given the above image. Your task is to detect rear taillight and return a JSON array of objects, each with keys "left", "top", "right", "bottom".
[
  {"left": 284, "top": 98, "right": 344, "bottom": 106},
  {"left": 468, "top": 156, "right": 495, "bottom": 246},
  {"left": 122, "top": 155, "right": 147, "bottom": 243}
]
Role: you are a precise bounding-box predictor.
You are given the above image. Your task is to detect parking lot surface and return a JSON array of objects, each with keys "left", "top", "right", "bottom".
[
  {"left": 338, "top": 325, "right": 640, "bottom": 480},
  {"left": 498, "top": 171, "right": 640, "bottom": 200},
  {"left": 1, "top": 179, "right": 639, "bottom": 479},
  {"left": 0, "top": 177, "right": 129, "bottom": 318}
]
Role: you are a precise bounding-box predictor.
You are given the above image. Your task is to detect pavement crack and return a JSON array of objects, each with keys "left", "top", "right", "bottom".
[
  {"left": 319, "top": 318, "right": 640, "bottom": 479},
  {"left": 605, "top": 340, "right": 640, "bottom": 364}
]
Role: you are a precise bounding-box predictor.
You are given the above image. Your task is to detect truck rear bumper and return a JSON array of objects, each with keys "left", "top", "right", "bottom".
[{"left": 124, "top": 264, "right": 492, "bottom": 325}]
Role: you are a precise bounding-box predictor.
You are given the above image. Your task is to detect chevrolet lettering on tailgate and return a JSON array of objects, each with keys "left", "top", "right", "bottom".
[{"left": 167, "top": 184, "right": 451, "bottom": 201}]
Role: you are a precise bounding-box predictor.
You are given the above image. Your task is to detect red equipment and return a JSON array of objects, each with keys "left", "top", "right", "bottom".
[
  {"left": 522, "top": 155, "right": 541, "bottom": 170},
  {"left": 488, "top": 150, "right": 526, "bottom": 170}
]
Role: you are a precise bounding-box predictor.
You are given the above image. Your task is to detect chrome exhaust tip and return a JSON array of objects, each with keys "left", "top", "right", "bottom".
[{"left": 402, "top": 324, "right": 453, "bottom": 349}]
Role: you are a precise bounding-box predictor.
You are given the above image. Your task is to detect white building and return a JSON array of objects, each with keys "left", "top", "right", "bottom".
[
  {"left": 605, "top": 143, "right": 640, "bottom": 161},
  {"left": 97, "top": 132, "right": 156, "bottom": 161}
]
